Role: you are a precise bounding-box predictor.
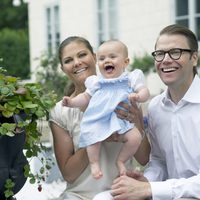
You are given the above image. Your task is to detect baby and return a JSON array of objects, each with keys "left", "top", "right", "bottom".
[{"left": 62, "top": 39, "right": 150, "bottom": 179}]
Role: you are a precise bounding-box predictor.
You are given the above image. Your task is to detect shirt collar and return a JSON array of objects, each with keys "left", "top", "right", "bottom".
[
  {"left": 162, "top": 75, "right": 200, "bottom": 104},
  {"left": 182, "top": 75, "right": 200, "bottom": 103}
]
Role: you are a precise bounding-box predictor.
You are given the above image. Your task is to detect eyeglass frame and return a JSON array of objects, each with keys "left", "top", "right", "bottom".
[{"left": 151, "top": 48, "right": 195, "bottom": 62}]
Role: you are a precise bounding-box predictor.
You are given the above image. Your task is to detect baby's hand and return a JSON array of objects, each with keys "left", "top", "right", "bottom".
[
  {"left": 129, "top": 93, "right": 139, "bottom": 102},
  {"left": 62, "top": 96, "right": 71, "bottom": 107}
]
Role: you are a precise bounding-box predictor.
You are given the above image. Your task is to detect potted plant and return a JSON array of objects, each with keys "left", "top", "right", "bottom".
[{"left": 0, "top": 67, "right": 57, "bottom": 199}]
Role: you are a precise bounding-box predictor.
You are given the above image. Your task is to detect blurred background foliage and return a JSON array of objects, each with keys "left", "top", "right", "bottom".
[
  {"left": 35, "top": 53, "right": 68, "bottom": 101},
  {"left": 0, "top": 28, "right": 30, "bottom": 79},
  {"left": 0, "top": 0, "right": 29, "bottom": 79},
  {"left": 130, "top": 53, "right": 154, "bottom": 73}
]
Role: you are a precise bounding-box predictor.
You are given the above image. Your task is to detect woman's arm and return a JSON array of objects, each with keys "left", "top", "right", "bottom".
[
  {"left": 115, "top": 101, "right": 150, "bottom": 165},
  {"left": 50, "top": 122, "right": 89, "bottom": 183}
]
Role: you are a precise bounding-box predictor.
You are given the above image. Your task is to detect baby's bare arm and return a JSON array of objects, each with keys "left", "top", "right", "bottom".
[
  {"left": 62, "top": 92, "right": 91, "bottom": 109},
  {"left": 129, "top": 87, "right": 150, "bottom": 103}
]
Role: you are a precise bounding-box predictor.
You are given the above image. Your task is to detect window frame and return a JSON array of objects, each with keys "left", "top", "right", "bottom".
[
  {"left": 45, "top": 3, "right": 60, "bottom": 55},
  {"left": 174, "top": 0, "right": 200, "bottom": 41},
  {"left": 96, "top": 0, "right": 118, "bottom": 45}
]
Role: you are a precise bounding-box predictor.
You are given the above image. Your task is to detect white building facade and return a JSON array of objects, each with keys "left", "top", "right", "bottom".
[{"left": 28, "top": 0, "right": 200, "bottom": 95}]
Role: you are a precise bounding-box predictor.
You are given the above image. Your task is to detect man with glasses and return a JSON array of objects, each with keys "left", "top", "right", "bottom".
[
  {"left": 111, "top": 25, "right": 200, "bottom": 200},
  {"left": 104, "top": 24, "right": 200, "bottom": 200}
]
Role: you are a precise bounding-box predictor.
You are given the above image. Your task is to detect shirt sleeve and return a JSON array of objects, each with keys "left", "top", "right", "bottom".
[
  {"left": 149, "top": 174, "right": 200, "bottom": 200},
  {"left": 84, "top": 75, "right": 100, "bottom": 96},
  {"left": 129, "top": 69, "right": 146, "bottom": 92},
  {"left": 49, "top": 100, "right": 69, "bottom": 131},
  {"left": 49, "top": 100, "right": 82, "bottom": 135}
]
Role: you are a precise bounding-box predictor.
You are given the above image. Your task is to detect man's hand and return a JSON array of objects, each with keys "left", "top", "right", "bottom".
[
  {"left": 115, "top": 101, "right": 144, "bottom": 133},
  {"left": 111, "top": 175, "right": 152, "bottom": 200},
  {"left": 126, "top": 170, "right": 148, "bottom": 182}
]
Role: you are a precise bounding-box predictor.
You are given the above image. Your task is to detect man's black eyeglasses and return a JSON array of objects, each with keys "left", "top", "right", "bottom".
[{"left": 151, "top": 48, "right": 194, "bottom": 62}]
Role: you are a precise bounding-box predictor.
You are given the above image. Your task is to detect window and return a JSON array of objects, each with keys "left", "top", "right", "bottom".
[
  {"left": 46, "top": 4, "right": 60, "bottom": 55},
  {"left": 195, "top": 0, "right": 200, "bottom": 40},
  {"left": 174, "top": 0, "right": 200, "bottom": 40},
  {"left": 97, "top": 0, "right": 118, "bottom": 45},
  {"left": 175, "top": 0, "right": 188, "bottom": 27}
]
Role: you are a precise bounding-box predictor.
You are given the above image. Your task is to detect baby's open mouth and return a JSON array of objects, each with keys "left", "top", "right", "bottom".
[{"left": 105, "top": 65, "right": 115, "bottom": 72}]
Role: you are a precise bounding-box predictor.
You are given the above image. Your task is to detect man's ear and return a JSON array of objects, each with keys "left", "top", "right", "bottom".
[{"left": 192, "top": 51, "right": 198, "bottom": 67}]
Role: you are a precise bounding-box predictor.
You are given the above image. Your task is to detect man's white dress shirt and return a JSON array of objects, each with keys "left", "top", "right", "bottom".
[{"left": 145, "top": 75, "right": 200, "bottom": 200}]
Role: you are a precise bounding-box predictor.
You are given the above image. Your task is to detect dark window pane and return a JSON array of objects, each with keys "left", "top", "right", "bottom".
[
  {"left": 176, "top": 0, "right": 188, "bottom": 16},
  {"left": 98, "top": 0, "right": 103, "bottom": 9},
  {"left": 176, "top": 19, "right": 189, "bottom": 27},
  {"left": 98, "top": 12, "right": 103, "bottom": 30},
  {"left": 109, "top": 0, "right": 116, "bottom": 7},
  {"left": 195, "top": 17, "right": 200, "bottom": 40},
  {"left": 196, "top": 0, "right": 200, "bottom": 13}
]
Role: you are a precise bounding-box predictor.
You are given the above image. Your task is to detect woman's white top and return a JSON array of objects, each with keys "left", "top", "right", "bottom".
[{"left": 49, "top": 101, "right": 133, "bottom": 200}]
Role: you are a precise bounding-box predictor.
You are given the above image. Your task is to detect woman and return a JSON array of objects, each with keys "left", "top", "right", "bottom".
[{"left": 49, "top": 36, "right": 150, "bottom": 200}]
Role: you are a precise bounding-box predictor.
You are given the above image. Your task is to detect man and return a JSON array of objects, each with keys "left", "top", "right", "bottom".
[
  {"left": 93, "top": 24, "right": 200, "bottom": 200},
  {"left": 109, "top": 24, "right": 200, "bottom": 200}
]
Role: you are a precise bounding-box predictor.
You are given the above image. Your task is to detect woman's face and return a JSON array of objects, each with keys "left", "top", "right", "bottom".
[{"left": 61, "top": 41, "right": 96, "bottom": 87}]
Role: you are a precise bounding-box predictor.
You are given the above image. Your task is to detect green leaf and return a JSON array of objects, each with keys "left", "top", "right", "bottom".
[
  {"left": 4, "top": 178, "right": 15, "bottom": 198},
  {"left": 0, "top": 123, "right": 15, "bottom": 136},
  {"left": 6, "top": 76, "right": 19, "bottom": 83},
  {"left": 35, "top": 109, "right": 45, "bottom": 117},
  {"left": 1, "top": 122, "right": 15, "bottom": 129},
  {"left": 29, "top": 177, "right": 36, "bottom": 184},
  {"left": 5, "top": 179, "right": 15, "bottom": 189},
  {"left": 4, "top": 190, "right": 14, "bottom": 198},
  {"left": 7, "top": 100, "right": 18, "bottom": 106},
  {"left": 5, "top": 131, "right": 15, "bottom": 137},
  {"left": 21, "top": 101, "right": 38, "bottom": 108},
  {"left": 2, "top": 110, "right": 14, "bottom": 118},
  {"left": 24, "top": 164, "right": 30, "bottom": 177},
  {"left": 0, "top": 104, "right": 5, "bottom": 111},
  {"left": 25, "top": 150, "right": 33, "bottom": 158},
  {"left": 40, "top": 167, "right": 45, "bottom": 174},
  {"left": 1, "top": 86, "right": 10, "bottom": 95},
  {"left": 45, "top": 164, "right": 51, "bottom": 170},
  {"left": 4, "top": 102, "right": 16, "bottom": 111}
]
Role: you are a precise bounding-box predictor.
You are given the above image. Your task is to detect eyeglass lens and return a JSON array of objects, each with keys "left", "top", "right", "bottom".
[{"left": 152, "top": 48, "right": 193, "bottom": 62}]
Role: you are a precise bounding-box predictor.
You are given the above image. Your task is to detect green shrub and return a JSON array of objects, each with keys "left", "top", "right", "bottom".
[{"left": 0, "top": 28, "right": 30, "bottom": 79}]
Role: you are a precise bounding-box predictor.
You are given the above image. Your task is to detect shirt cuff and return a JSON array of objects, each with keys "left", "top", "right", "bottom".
[{"left": 150, "top": 181, "right": 173, "bottom": 200}]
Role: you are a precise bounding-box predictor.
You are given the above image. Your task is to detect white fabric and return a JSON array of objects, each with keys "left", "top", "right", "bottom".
[
  {"left": 92, "top": 191, "right": 113, "bottom": 200},
  {"left": 85, "top": 69, "right": 145, "bottom": 96},
  {"left": 49, "top": 101, "right": 134, "bottom": 200},
  {"left": 79, "top": 71, "right": 144, "bottom": 147},
  {"left": 144, "top": 75, "right": 200, "bottom": 200}
]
